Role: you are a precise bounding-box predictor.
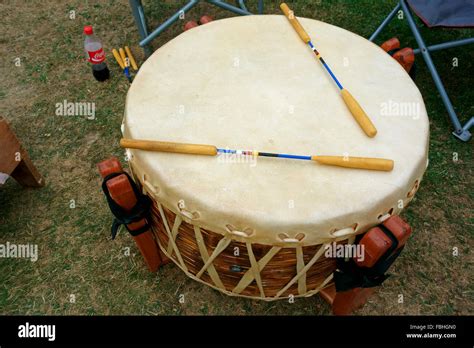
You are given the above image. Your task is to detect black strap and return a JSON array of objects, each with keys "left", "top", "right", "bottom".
[
  {"left": 101, "top": 171, "right": 152, "bottom": 240},
  {"left": 334, "top": 224, "right": 404, "bottom": 292}
]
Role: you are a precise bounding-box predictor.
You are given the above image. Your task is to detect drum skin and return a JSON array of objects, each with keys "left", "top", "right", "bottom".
[{"left": 122, "top": 15, "right": 429, "bottom": 299}]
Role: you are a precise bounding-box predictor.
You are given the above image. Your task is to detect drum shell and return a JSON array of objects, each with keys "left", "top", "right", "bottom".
[{"left": 130, "top": 165, "right": 345, "bottom": 300}]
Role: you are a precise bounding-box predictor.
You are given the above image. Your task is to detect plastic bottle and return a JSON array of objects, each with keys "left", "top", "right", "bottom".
[{"left": 84, "top": 25, "right": 110, "bottom": 82}]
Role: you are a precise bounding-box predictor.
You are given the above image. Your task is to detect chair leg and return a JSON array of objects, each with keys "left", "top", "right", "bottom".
[
  {"left": 238, "top": 0, "right": 248, "bottom": 12},
  {"left": 258, "top": 0, "right": 263, "bottom": 14},
  {"left": 239, "top": 0, "right": 263, "bottom": 14},
  {"left": 206, "top": 0, "right": 251, "bottom": 15},
  {"left": 139, "top": 0, "right": 200, "bottom": 48},
  {"left": 133, "top": 0, "right": 255, "bottom": 55},
  {"left": 369, "top": 1, "right": 401, "bottom": 42},
  {"left": 413, "top": 38, "right": 474, "bottom": 55},
  {"left": 400, "top": 0, "right": 470, "bottom": 141},
  {"left": 129, "top": 0, "right": 152, "bottom": 57},
  {"left": 453, "top": 117, "right": 474, "bottom": 141}
]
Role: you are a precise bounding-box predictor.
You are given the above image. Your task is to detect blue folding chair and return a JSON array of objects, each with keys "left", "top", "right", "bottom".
[
  {"left": 370, "top": 0, "right": 474, "bottom": 141},
  {"left": 130, "top": 0, "right": 264, "bottom": 57}
]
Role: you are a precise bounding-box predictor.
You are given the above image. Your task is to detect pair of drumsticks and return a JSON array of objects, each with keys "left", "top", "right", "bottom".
[
  {"left": 120, "top": 4, "right": 393, "bottom": 172},
  {"left": 112, "top": 46, "right": 138, "bottom": 83}
]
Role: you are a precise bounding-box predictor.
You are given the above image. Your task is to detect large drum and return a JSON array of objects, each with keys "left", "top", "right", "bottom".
[{"left": 122, "top": 15, "right": 429, "bottom": 300}]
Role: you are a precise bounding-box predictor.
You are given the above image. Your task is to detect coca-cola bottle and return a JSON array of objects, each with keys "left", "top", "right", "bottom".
[{"left": 84, "top": 25, "right": 110, "bottom": 82}]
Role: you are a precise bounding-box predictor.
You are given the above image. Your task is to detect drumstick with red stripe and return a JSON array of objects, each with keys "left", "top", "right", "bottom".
[
  {"left": 120, "top": 138, "right": 394, "bottom": 171},
  {"left": 280, "top": 3, "right": 377, "bottom": 138}
]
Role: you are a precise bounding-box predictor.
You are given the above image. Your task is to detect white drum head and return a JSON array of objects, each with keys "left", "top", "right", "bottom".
[{"left": 123, "top": 15, "right": 429, "bottom": 245}]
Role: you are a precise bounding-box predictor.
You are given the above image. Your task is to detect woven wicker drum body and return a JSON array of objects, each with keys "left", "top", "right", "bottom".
[{"left": 122, "top": 15, "right": 429, "bottom": 300}]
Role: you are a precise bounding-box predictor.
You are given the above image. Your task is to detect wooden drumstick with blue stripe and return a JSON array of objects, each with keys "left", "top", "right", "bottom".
[
  {"left": 120, "top": 138, "right": 394, "bottom": 171},
  {"left": 280, "top": 3, "right": 377, "bottom": 138},
  {"left": 119, "top": 48, "right": 132, "bottom": 83}
]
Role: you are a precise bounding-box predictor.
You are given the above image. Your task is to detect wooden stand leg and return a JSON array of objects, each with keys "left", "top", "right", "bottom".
[
  {"left": 320, "top": 216, "right": 412, "bottom": 314},
  {"left": 157, "top": 247, "right": 171, "bottom": 265},
  {"left": 320, "top": 283, "right": 376, "bottom": 315},
  {"left": 98, "top": 157, "right": 169, "bottom": 272}
]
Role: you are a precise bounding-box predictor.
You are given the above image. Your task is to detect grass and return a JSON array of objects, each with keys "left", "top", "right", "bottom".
[{"left": 0, "top": 0, "right": 472, "bottom": 315}]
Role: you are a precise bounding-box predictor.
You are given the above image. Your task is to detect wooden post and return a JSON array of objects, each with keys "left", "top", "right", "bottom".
[
  {"left": 97, "top": 157, "right": 170, "bottom": 272},
  {"left": 320, "top": 284, "right": 376, "bottom": 315},
  {"left": 320, "top": 215, "right": 411, "bottom": 315}
]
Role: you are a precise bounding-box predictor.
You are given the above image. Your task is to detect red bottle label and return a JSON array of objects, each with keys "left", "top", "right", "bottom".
[{"left": 87, "top": 48, "right": 105, "bottom": 63}]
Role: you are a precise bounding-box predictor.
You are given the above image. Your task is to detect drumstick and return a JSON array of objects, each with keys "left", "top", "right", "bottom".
[
  {"left": 120, "top": 138, "right": 394, "bottom": 171},
  {"left": 125, "top": 46, "right": 139, "bottom": 71},
  {"left": 112, "top": 49, "right": 125, "bottom": 70},
  {"left": 280, "top": 3, "right": 377, "bottom": 138},
  {"left": 119, "top": 48, "right": 132, "bottom": 83}
]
